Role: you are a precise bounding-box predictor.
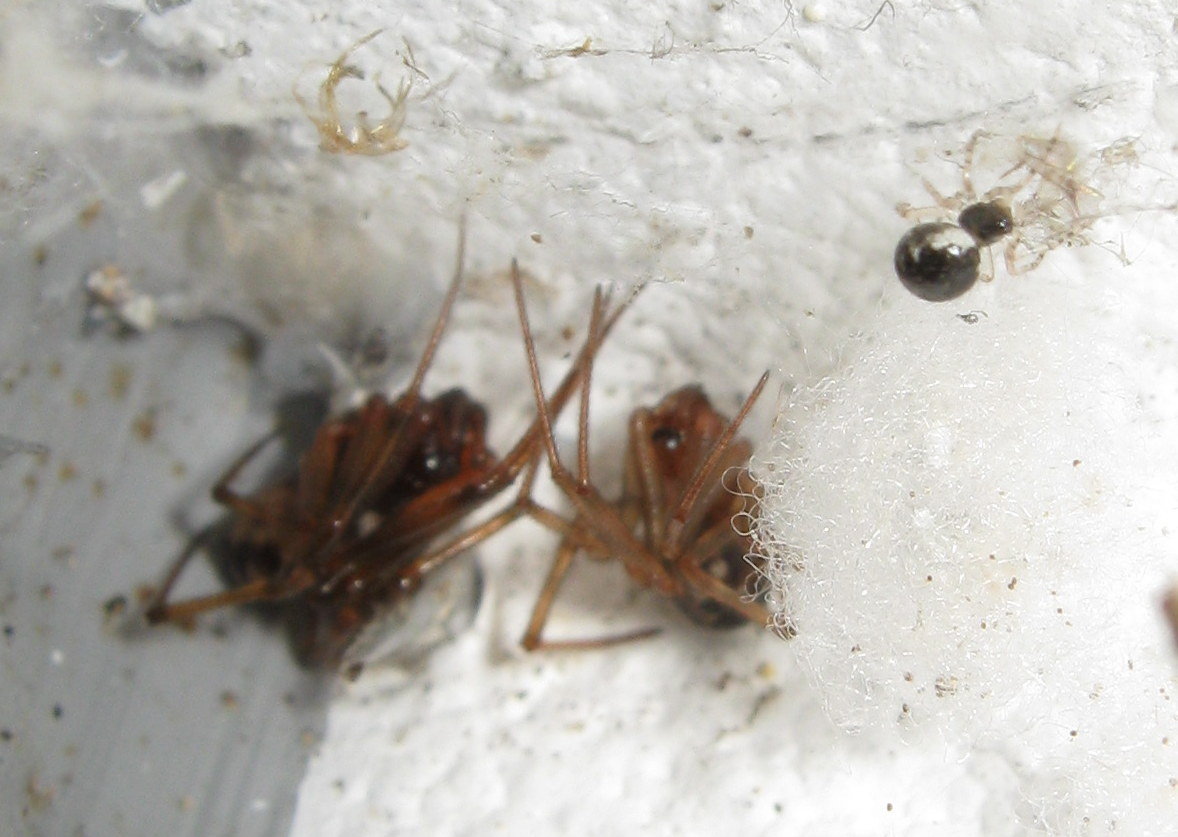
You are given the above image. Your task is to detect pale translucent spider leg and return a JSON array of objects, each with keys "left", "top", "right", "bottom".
[{"left": 956, "top": 128, "right": 997, "bottom": 202}]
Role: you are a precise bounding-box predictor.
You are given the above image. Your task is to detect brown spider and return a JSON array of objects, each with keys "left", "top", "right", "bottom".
[
  {"left": 509, "top": 263, "right": 771, "bottom": 650},
  {"left": 295, "top": 29, "right": 418, "bottom": 156},
  {"left": 144, "top": 233, "right": 618, "bottom": 670}
]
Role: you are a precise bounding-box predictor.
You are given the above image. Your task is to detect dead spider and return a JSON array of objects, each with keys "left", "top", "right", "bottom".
[
  {"left": 143, "top": 228, "right": 617, "bottom": 670},
  {"left": 893, "top": 130, "right": 1104, "bottom": 302},
  {"left": 509, "top": 263, "right": 771, "bottom": 650},
  {"left": 295, "top": 29, "right": 421, "bottom": 156}
]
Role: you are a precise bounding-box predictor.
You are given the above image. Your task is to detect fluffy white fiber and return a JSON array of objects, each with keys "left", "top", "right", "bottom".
[{"left": 753, "top": 260, "right": 1178, "bottom": 833}]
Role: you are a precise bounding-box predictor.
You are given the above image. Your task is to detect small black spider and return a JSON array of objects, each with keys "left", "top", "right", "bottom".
[{"left": 893, "top": 200, "right": 1014, "bottom": 302}]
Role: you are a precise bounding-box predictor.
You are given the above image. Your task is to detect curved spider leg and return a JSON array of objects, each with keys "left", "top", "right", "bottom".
[
  {"left": 144, "top": 431, "right": 282, "bottom": 623},
  {"left": 519, "top": 533, "right": 661, "bottom": 652},
  {"left": 143, "top": 526, "right": 219, "bottom": 625},
  {"left": 208, "top": 431, "right": 283, "bottom": 516}
]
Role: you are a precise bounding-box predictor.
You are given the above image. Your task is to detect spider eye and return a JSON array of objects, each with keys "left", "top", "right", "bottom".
[{"left": 651, "top": 426, "right": 682, "bottom": 450}]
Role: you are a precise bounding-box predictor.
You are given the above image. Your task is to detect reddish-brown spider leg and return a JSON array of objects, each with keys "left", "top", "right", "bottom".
[
  {"left": 513, "top": 264, "right": 772, "bottom": 648},
  {"left": 323, "top": 222, "right": 470, "bottom": 545},
  {"left": 144, "top": 431, "right": 285, "bottom": 623},
  {"left": 520, "top": 534, "right": 662, "bottom": 652},
  {"left": 516, "top": 271, "right": 679, "bottom": 592},
  {"left": 510, "top": 265, "right": 692, "bottom": 649},
  {"left": 146, "top": 223, "right": 470, "bottom": 627},
  {"left": 381, "top": 279, "right": 628, "bottom": 589},
  {"left": 666, "top": 372, "right": 768, "bottom": 537},
  {"left": 379, "top": 279, "right": 623, "bottom": 541}
]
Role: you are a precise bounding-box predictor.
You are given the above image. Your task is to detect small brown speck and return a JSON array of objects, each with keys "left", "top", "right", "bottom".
[
  {"left": 51, "top": 703, "right": 63, "bottom": 720},
  {"left": 743, "top": 225, "right": 754, "bottom": 239},
  {"left": 530, "top": 233, "right": 542, "bottom": 243},
  {"left": 560, "top": 325, "right": 575, "bottom": 341},
  {"left": 22, "top": 472, "right": 38, "bottom": 493},
  {"left": 756, "top": 662, "right": 776, "bottom": 679},
  {"left": 737, "top": 126, "right": 753, "bottom": 138},
  {"left": 886, "top": 803, "right": 893, "bottom": 812},
  {"left": 1007, "top": 577, "right": 1018, "bottom": 590},
  {"left": 79, "top": 199, "right": 103, "bottom": 226},
  {"left": 178, "top": 795, "right": 194, "bottom": 812},
  {"left": 26, "top": 773, "right": 54, "bottom": 811},
  {"left": 48, "top": 360, "right": 62, "bottom": 379},
  {"left": 72, "top": 389, "right": 89, "bottom": 408},
  {"left": 229, "top": 332, "right": 262, "bottom": 367},
  {"left": 171, "top": 461, "right": 187, "bottom": 478},
  {"left": 220, "top": 691, "right": 239, "bottom": 710},
  {"left": 133, "top": 409, "right": 157, "bottom": 442},
  {"left": 57, "top": 462, "right": 78, "bottom": 482},
  {"left": 0, "top": 728, "right": 12, "bottom": 741},
  {"left": 1072, "top": 459, "right": 1082, "bottom": 467},
  {"left": 108, "top": 363, "right": 132, "bottom": 400},
  {"left": 33, "top": 244, "right": 48, "bottom": 266},
  {"left": 1069, "top": 729, "right": 1078, "bottom": 737}
]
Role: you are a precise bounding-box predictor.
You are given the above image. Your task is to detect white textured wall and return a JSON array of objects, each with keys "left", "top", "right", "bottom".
[{"left": 2, "top": 1, "right": 1177, "bottom": 835}]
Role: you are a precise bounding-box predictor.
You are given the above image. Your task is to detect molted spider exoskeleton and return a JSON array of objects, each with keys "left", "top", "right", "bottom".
[{"left": 296, "top": 29, "right": 421, "bottom": 156}]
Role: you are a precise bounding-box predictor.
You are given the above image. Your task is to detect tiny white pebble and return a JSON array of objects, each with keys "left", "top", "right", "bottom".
[{"left": 802, "top": 4, "right": 826, "bottom": 23}]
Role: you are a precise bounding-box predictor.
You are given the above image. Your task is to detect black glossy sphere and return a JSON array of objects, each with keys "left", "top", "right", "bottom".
[{"left": 893, "top": 222, "right": 980, "bottom": 302}]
